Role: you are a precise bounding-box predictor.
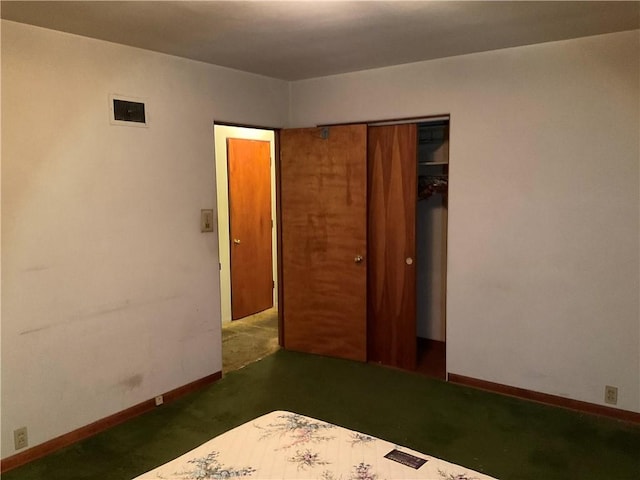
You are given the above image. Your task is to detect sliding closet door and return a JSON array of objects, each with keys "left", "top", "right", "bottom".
[
  {"left": 280, "top": 125, "right": 368, "bottom": 361},
  {"left": 368, "top": 124, "right": 417, "bottom": 370}
]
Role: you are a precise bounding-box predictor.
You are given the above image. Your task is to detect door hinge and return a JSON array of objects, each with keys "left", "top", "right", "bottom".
[
  {"left": 219, "top": 262, "right": 222, "bottom": 271},
  {"left": 272, "top": 280, "right": 275, "bottom": 289}
]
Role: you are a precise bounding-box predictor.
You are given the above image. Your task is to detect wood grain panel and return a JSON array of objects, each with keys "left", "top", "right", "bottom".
[
  {"left": 367, "top": 124, "right": 417, "bottom": 369},
  {"left": 228, "top": 138, "right": 273, "bottom": 319},
  {"left": 280, "top": 125, "right": 367, "bottom": 361}
]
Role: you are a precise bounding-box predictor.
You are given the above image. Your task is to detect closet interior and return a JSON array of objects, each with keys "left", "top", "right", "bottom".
[{"left": 415, "top": 120, "right": 449, "bottom": 379}]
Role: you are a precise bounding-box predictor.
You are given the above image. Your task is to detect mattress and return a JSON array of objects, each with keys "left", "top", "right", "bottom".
[{"left": 133, "top": 410, "right": 497, "bottom": 479}]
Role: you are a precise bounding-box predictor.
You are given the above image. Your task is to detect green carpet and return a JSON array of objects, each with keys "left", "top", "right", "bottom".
[{"left": 4, "top": 350, "right": 640, "bottom": 479}]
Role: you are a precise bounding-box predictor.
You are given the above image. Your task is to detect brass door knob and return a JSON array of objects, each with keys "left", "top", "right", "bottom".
[
  {"left": 233, "top": 239, "right": 241, "bottom": 245},
  {"left": 354, "top": 255, "right": 363, "bottom": 263}
]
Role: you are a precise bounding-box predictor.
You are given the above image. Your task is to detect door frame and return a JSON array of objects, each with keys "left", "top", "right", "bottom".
[
  {"left": 213, "top": 121, "right": 283, "bottom": 345},
  {"left": 321, "top": 114, "right": 451, "bottom": 375},
  {"left": 213, "top": 114, "right": 450, "bottom": 367},
  {"left": 227, "top": 137, "right": 274, "bottom": 320}
]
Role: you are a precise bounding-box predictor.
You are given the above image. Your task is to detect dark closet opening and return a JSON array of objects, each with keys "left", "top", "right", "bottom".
[{"left": 415, "top": 120, "right": 449, "bottom": 380}]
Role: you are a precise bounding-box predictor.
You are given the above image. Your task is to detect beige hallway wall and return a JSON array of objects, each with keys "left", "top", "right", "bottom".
[{"left": 213, "top": 126, "right": 277, "bottom": 324}]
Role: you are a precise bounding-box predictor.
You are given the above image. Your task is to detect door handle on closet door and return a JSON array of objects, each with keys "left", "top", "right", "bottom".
[
  {"left": 233, "top": 239, "right": 241, "bottom": 245},
  {"left": 406, "top": 257, "right": 413, "bottom": 265},
  {"left": 354, "top": 255, "right": 363, "bottom": 263}
]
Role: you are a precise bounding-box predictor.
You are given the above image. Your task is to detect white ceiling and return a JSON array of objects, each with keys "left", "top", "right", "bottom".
[{"left": 2, "top": 1, "right": 639, "bottom": 80}]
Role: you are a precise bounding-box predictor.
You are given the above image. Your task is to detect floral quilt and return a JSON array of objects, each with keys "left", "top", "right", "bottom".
[{"left": 133, "top": 410, "right": 497, "bottom": 480}]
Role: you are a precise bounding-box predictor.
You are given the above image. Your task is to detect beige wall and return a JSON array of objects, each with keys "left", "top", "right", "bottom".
[
  {"left": 213, "top": 126, "right": 277, "bottom": 324},
  {"left": 1, "top": 20, "right": 288, "bottom": 458},
  {"left": 290, "top": 30, "right": 640, "bottom": 413},
  {"left": 2, "top": 18, "right": 639, "bottom": 462}
]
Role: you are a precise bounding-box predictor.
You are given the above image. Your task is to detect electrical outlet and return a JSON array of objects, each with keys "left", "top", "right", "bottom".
[
  {"left": 155, "top": 395, "right": 164, "bottom": 406},
  {"left": 605, "top": 385, "right": 618, "bottom": 405},
  {"left": 200, "top": 209, "right": 214, "bottom": 232},
  {"left": 14, "top": 427, "right": 28, "bottom": 450}
]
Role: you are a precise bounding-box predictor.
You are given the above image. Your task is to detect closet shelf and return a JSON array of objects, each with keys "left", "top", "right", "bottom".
[{"left": 418, "top": 161, "right": 448, "bottom": 166}]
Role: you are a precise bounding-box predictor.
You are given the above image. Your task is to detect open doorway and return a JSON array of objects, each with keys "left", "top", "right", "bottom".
[
  {"left": 214, "top": 124, "right": 279, "bottom": 373},
  {"left": 415, "top": 119, "right": 449, "bottom": 380}
]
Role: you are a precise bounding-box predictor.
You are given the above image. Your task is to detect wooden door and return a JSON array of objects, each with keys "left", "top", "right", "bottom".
[
  {"left": 228, "top": 138, "right": 273, "bottom": 320},
  {"left": 368, "top": 124, "right": 417, "bottom": 369},
  {"left": 280, "top": 125, "right": 367, "bottom": 361}
]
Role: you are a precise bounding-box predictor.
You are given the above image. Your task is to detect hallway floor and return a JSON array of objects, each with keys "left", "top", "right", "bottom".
[{"left": 222, "top": 307, "right": 279, "bottom": 373}]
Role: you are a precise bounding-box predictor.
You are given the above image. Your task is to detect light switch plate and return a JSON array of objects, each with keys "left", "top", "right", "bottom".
[{"left": 201, "top": 209, "right": 214, "bottom": 232}]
